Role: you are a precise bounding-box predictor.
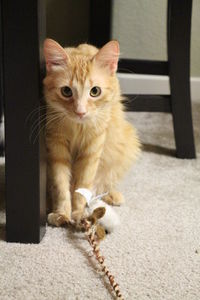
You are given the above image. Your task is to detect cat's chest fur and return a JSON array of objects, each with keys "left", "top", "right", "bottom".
[
  {"left": 68, "top": 126, "right": 85, "bottom": 160},
  {"left": 64, "top": 121, "right": 104, "bottom": 162}
]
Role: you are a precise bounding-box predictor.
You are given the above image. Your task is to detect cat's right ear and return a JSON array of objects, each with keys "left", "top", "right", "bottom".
[{"left": 43, "top": 39, "right": 68, "bottom": 72}]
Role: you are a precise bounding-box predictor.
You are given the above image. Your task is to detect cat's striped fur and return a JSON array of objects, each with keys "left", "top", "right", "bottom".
[{"left": 43, "top": 39, "right": 140, "bottom": 226}]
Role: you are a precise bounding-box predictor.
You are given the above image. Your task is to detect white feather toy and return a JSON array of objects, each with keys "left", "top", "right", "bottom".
[{"left": 75, "top": 188, "right": 120, "bottom": 233}]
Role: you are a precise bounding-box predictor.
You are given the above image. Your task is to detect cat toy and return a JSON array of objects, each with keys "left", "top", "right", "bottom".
[
  {"left": 70, "top": 189, "right": 124, "bottom": 299},
  {"left": 75, "top": 188, "right": 120, "bottom": 233}
]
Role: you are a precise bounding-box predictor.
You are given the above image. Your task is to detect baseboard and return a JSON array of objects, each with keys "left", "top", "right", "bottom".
[{"left": 117, "top": 73, "right": 200, "bottom": 101}]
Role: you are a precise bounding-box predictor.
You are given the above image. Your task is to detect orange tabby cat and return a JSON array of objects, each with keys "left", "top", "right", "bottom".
[{"left": 43, "top": 38, "right": 140, "bottom": 226}]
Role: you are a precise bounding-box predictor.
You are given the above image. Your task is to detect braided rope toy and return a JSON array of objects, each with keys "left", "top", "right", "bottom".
[{"left": 75, "top": 207, "right": 124, "bottom": 300}]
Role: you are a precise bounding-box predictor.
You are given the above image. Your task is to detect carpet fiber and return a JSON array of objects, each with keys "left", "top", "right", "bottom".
[{"left": 0, "top": 102, "right": 200, "bottom": 300}]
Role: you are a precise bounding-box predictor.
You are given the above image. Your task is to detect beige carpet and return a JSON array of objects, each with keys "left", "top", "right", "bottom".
[{"left": 0, "top": 102, "right": 200, "bottom": 300}]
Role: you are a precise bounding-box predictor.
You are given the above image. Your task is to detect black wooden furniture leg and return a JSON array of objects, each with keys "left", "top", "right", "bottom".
[
  {"left": 3, "top": 0, "right": 46, "bottom": 243},
  {"left": 0, "top": 0, "right": 4, "bottom": 156},
  {"left": 168, "top": 0, "right": 196, "bottom": 158},
  {"left": 89, "top": 0, "right": 112, "bottom": 47}
]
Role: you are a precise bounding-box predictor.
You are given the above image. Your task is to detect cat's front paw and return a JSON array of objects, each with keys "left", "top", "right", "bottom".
[
  {"left": 72, "top": 209, "right": 85, "bottom": 223},
  {"left": 48, "top": 212, "right": 70, "bottom": 227}
]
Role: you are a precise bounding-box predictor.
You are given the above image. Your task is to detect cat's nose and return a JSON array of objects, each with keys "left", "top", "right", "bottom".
[{"left": 75, "top": 111, "right": 86, "bottom": 118}]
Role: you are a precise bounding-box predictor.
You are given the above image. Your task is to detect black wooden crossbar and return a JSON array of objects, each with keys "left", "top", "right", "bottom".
[
  {"left": 123, "top": 95, "right": 171, "bottom": 112},
  {"left": 118, "top": 59, "right": 169, "bottom": 75}
]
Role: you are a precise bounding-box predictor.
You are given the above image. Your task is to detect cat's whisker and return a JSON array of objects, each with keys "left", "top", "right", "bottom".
[
  {"left": 32, "top": 114, "right": 64, "bottom": 144},
  {"left": 31, "top": 118, "right": 53, "bottom": 145},
  {"left": 30, "top": 112, "right": 48, "bottom": 131},
  {"left": 29, "top": 108, "right": 61, "bottom": 133},
  {"left": 29, "top": 111, "right": 62, "bottom": 143},
  {"left": 25, "top": 105, "right": 48, "bottom": 124},
  {"left": 26, "top": 105, "right": 58, "bottom": 136},
  {"left": 45, "top": 114, "right": 67, "bottom": 139},
  {"left": 117, "top": 67, "right": 136, "bottom": 74},
  {"left": 29, "top": 115, "right": 49, "bottom": 142},
  {"left": 123, "top": 95, "right": 140, "bottom": 106}
]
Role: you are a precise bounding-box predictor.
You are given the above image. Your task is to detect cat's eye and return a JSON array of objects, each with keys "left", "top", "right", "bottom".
[
  {"left": 90, "top": 86, "right": 101, "bottom": 97},
  {"left": 61, "top": 86, "right": 73, "bottom": 98}
]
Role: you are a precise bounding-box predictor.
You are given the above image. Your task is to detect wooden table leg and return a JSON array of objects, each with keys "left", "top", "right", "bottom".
[
  {"left": 0, "top": 0, "right": 4, "bottom": 157},
  {"left": 168, "top": 0, "right": 196, "bottom": 158},
  {"left": 89, "top": 0, "right": 112, "bottom": 47},
  {"left": 3, "top": 0, "right": 46, "bottom": 243}
]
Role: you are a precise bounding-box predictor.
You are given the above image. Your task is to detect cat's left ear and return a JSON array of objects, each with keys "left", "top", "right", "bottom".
[
  {"left": 94, "top": 40, "right": 119, "bottom": 74},
  {"left": 43, "top": 38, "right": 68, "bottom": 72}
]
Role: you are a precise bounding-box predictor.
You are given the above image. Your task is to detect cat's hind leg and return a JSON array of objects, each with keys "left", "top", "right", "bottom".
[
  {"left": 95, "top": 172, "right": 125, "bottom": 206},
  {"left": 102, "top": 190, "right": 125, "bottom": 206}
]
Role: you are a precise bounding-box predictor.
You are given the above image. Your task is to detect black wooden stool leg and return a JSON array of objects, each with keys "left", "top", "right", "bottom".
[
  {"left": 168, "top": 0, "right": 196, "bottom": 158},
  {"left": 89, "top": 0, "right": 112, "bottom": 47},
  {"left": 3, "top": 0, "right": 46, "bottom": 243},
  {"left": 0, "top": 0, "right": 4, "bottom": 157}
]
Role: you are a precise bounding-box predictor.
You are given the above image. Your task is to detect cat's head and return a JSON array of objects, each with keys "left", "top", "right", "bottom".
[{"left": 43, "top": 39, "right": 120, "bottom": 124}]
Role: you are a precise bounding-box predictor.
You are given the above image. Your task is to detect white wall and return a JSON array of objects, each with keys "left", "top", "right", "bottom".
[
  {"left": 46, "top": 0, "right": 200, "bottom": 76},
  {"left": 112, "top": 0, "right": 200, "bottom": 76}
]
